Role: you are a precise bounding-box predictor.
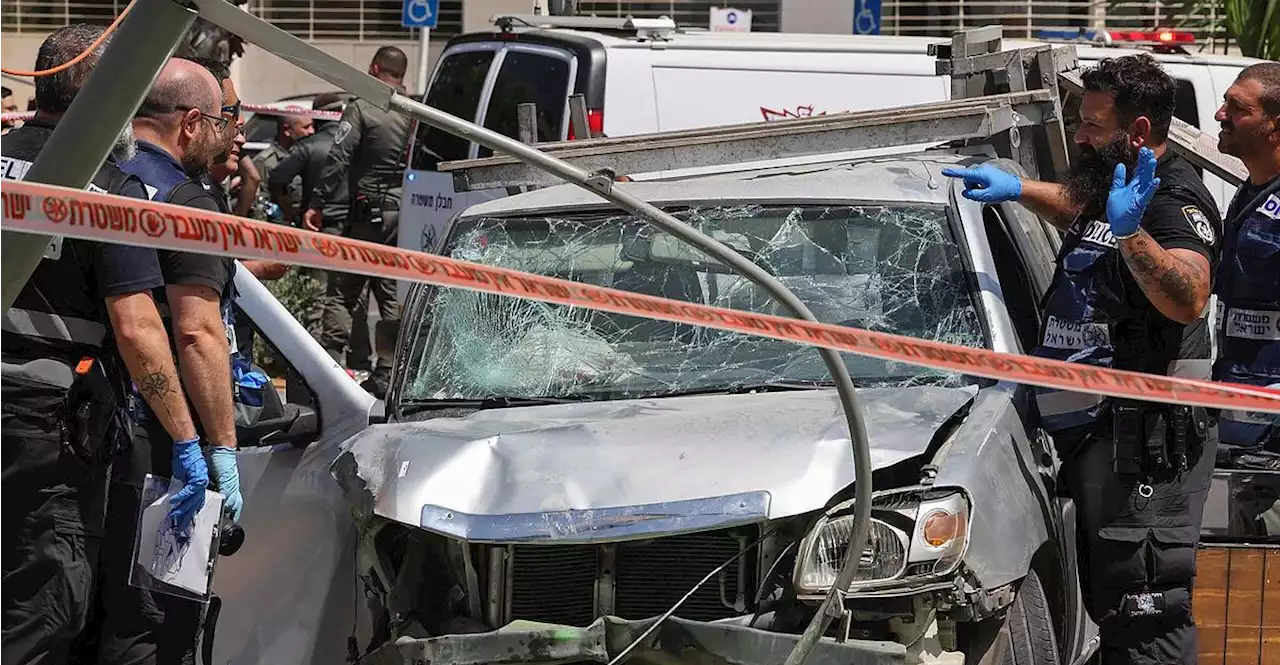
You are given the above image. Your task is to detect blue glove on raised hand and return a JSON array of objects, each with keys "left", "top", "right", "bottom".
[
  {"left": 941, "top": 164, "right": 1023, "bottom": 203},
  {"left": 209, "top": 446, "right": 243, "bottom": 522},
  {"left": 169, "top": 437, "right": 210, "bottom": 538},
  {"left": 1106, "top": 146, "right": 1161, "bottom": 240}
]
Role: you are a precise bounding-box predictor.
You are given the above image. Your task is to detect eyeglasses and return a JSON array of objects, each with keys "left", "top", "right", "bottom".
[{"left": 175, "top": 105, "right": 230, "bottom": 133}]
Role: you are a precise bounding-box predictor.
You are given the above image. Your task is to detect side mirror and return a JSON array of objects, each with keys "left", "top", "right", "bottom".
[{"left": 236, "top": 403, "right": 320, "bottom": 448}]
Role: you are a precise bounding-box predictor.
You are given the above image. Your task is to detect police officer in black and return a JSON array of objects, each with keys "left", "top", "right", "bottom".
[
  {"left": 944, "top": 54, "right": 1221, "bottom": 664},
  {"left": 303, "top": 47, "right": 413, "bottom": 398},
  {"left": 1, "top": 25, "right": 207, "bottom": 664}
]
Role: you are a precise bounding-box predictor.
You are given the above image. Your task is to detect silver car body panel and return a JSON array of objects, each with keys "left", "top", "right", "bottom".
[
  {"left": 210, "top": 268, "right": 378, "bottom": 665},
  {"left": 332, "top": 385, "right": 978, "bottom": 540}
]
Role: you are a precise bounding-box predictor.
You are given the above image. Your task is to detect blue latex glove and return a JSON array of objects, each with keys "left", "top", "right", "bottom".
[
  {"left": 209, "top": 446, "right": 243, "bottom": 522},
  {"left": 169, "top": 437, "right": 209, "bottom": 538},
  {"left": 1106, "top": 146, "right": 1161, "bottom": 240},
  {"left": 941, "top": 164, "right": 1023, "bottom": 203}
]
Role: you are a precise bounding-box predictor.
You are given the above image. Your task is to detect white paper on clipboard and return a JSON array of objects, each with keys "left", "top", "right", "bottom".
[{"left": 131, "top": 474, "right": 224, "bottom": 599}]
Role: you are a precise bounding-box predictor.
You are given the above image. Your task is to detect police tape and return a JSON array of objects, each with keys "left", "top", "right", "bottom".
[
  {"left": 1, "top": 104, "right": 341, "bottom": 124},
  {"left": 2, "top": 178, "right": 1279, "bottom": 415},
  {"left": 242, "top": 104, "right": 343, "bottom": 121}
]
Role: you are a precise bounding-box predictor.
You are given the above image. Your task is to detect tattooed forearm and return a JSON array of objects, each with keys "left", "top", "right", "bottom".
[
  {"left": 1118, "top": 230, "right": 1210, "bottom": 323},
  {"left": 137, "top": 365, "right": 175, "bottom": 400}
]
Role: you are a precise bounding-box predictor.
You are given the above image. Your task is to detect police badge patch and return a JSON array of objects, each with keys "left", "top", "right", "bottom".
[
  {"left": 335, "top": 120, "right": 353, "bottom": 145},
  {"left": 1182, "top": 205, "right": 1215, "bottom": 244}
]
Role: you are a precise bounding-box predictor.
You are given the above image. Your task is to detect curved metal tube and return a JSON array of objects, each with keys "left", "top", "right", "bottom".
[{"left": 389, "top": 94, "right": 873, "bottom": 664}]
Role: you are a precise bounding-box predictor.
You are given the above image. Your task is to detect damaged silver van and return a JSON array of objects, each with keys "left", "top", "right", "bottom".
[{"left": 326, "top": 150, "right": 1102, "bottom": 665}]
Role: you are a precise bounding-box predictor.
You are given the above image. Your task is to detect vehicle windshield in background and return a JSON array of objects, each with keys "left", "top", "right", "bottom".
[{"left": 399, "top": 204, "right": 987, "bottom": 403}]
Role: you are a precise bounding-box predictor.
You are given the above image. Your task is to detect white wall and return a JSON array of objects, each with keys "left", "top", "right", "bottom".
[
  {"left": 233, "top": 40, "right": 447, "bottom": 103},
  {"left": 2, "top": 34, "right": 44, "bottom": 107},
  {"left": 780, "top": 0, "right": 854, "bottom": 34}
]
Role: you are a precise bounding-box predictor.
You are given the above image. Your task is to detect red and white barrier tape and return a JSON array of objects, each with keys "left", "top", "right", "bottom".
[
  {"left": 2, "top": 178, "right": 1279, "bottom": 415},
  {"left": 2, "top": 103, "right": 341, "bottom": 124}
]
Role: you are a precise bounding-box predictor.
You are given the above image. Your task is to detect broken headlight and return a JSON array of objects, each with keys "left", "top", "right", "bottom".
[
  {"left": 792, "top": 490, "right": 971, "bottom": 594},
  {"left": 793, "top": 516, "right": 909, "bottom": 594}
]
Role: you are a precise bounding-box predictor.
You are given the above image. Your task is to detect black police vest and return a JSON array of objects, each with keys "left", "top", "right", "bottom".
[
  {"left": 1, "top": 124, "right": 141, "bottom": 369},
  {"left": 1031, "top": 174, "right": 1217, "bottom": 436},
  {"left": 1213, "top": 177, "right": 1280, "bottom": 446}
]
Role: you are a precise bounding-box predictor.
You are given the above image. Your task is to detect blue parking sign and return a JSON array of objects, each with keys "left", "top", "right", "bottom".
[
  {"left": 403, "top": 0, "right": 439, "bottom": 28},
  {"left": 853, "top": 0, "right": 881, "bottom": 35}
]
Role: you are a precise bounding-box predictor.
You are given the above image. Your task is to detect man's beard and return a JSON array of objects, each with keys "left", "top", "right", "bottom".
[
  {"left": 182, "top": 130, "right": 217, "bottom": 178},
  {"left": 1062, "top": 132, "right": 1139, "bottom": 219},
  {"left": 111, "top": 122, "right": 137, "bottom": 162}
]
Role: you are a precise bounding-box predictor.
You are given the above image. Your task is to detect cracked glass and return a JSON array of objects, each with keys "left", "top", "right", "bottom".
[{"left": 399, "top": 204, "right": 987, "bottom": 402}]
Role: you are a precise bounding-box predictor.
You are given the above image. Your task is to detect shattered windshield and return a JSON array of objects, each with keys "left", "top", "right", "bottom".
[{"left": 399, "top": 204, "right": 986, "bottom": 402}]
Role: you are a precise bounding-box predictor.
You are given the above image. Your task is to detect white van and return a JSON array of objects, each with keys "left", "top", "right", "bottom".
[{"left": 411, "top": 16, "right": 1263, "bottom": 213}]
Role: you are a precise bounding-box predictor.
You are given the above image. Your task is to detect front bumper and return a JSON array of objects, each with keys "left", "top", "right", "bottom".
[{"left": 359, "top": 615, "right": 906, "bottom": 665}]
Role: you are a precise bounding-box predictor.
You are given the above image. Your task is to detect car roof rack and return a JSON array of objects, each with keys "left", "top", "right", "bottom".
[
  {"left": 491, "top": 13, "right": 677, "bottom": 40},
  {"left": 441, "top": 25, "right": 1246, "bottom": 193}
]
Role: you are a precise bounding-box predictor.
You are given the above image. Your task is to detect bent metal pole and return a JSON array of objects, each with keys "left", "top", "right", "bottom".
[
  {"left": 60, "top": 2, "right": 873, "bottom": 662},
  {"left": 0, "top": 0, "right": 197, "bottom": 309}
]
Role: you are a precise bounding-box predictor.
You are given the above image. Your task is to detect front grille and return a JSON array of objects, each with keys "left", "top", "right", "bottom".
[
  {"left": 510, "top": 545, "right": 598, "bottom": 627},
  {"left": 509, "top": 527, "right": 757, "bottom": 627}
]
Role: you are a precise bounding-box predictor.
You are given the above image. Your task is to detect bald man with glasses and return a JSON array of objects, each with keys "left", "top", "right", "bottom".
[{"left": 80, "top": 57, "right": 242, "bottom": 665}]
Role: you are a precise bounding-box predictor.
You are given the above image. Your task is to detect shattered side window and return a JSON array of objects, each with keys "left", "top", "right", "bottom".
[{"left": 400, "top": 205, "right": 986, "bottom": 402}]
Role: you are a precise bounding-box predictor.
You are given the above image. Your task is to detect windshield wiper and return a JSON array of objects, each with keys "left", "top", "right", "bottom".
[
  {"left": 399, "top": 395, "right": 585, "bottom": 414},
  {"left": 661, "top": 380, "right": 835, "bottom": 399}
]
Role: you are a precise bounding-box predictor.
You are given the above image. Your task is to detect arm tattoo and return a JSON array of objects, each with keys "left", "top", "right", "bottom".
[
  {"left": 136, "top": 359, "right": 179, "bottom": 422},
  {"left": 1122, "top": 235, "right": 1204, "bottom": 309}
]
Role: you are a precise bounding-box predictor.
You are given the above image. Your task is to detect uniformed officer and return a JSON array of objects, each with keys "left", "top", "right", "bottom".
[
  {"left": 269, "top": 94, "right": 373, "bottom": 371},
  {"left": 1210, "top": 62, "right": 1280, "bottom": 449},
  {"left": 1, "top": 25, "right": 208, "bottom": 664},
  {"left": 76, "top": 57, "right": 240, "bottom": 665},
  {"left": 943, "top": 54, "right": 1221, "bottom": 664},
  {"left": 303, "top": 46, "right": 413, "bottom": 398},
  {"left": 253, "top": 111, "right": 313, "bottom": 216},
  {"left": 268, "top": 93, "right": 344, "bottom": 224}
]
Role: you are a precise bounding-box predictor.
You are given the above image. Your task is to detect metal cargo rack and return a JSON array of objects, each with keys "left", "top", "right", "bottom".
[{"left": 438, "top": 25, "right": 1247, "bottom": 193}]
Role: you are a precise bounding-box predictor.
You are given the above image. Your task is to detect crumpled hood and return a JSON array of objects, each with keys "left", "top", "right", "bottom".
[{"left": 332, "top": 385, "right": 976, "bottom": 542}]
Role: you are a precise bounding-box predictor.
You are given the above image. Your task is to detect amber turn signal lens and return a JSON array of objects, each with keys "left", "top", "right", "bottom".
[{"left": 922, "top": 510, "right": 962, "bottom": 547}]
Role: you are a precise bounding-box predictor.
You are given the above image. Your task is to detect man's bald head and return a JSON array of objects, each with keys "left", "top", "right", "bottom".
[
  {"left": 138, "top": 57, "right": 221, "bottom": 123},
  {"left": 133, "top": 57, "right": 224, "bottom": 177}
]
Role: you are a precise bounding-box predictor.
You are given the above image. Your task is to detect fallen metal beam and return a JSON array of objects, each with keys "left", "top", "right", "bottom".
[{"left": 442, "top": 90, "right": 1056, "bottom": 191}]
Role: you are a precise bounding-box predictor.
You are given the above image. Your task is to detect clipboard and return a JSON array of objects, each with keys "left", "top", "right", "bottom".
[{"left": 129, "top": 473, "right": 226, "bottom": 602}]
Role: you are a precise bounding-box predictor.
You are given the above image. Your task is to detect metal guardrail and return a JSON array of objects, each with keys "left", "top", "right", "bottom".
[
  {"left": 576, "top": 0, "right": 781, "bottom": 32},
  {"left": 0, "top": 0, "right": 464, "bottom": 39},
  {"left": 879, "top": 0, "right": 1231, "bottom": 45}
]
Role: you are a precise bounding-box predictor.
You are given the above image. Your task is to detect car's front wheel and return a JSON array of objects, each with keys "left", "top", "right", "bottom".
[
  {"left": 961, "top": 567, "right": 1062, "bottom": 665},
  {"left": 1001, "top": 568, "right": 1061, "bottom": 665}
]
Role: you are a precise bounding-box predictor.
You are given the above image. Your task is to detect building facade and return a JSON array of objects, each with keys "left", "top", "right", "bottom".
[{"left": 1, "top": 0, "right": 1228, "bottom": 107}]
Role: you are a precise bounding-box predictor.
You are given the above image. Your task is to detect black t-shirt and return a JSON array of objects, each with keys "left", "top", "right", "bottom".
[
  {"left": 156, "top": 180, "right": 235, "bottom": 297},
  {"left": 1052, "top": 153, "right": 1221, "bottom": 378}
]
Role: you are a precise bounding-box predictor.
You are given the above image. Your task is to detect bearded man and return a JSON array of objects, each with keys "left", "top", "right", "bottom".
[{"left": 942, "top": 54, "right": 1222, "bottom": 665}]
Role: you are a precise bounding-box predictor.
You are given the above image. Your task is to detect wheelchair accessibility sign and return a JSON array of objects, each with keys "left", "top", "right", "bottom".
[
  {"left": 854, "top": 0, "right": 881, "bottom": 35},
  {"left": 402, "top": 0, "right": 438, "bottom": 28}
]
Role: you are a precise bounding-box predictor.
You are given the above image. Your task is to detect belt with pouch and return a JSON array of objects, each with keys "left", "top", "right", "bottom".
[
  {"left": 1111, "top": 399, "right": 1209, "bottom": 492},
  {"left": 2, "top": 354, "right": 129, "bottom": 465}
]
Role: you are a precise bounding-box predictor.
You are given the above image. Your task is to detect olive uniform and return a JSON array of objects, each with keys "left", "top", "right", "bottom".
[{"left": 308, "top": 95, "right": 412, "bottom": 394}]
